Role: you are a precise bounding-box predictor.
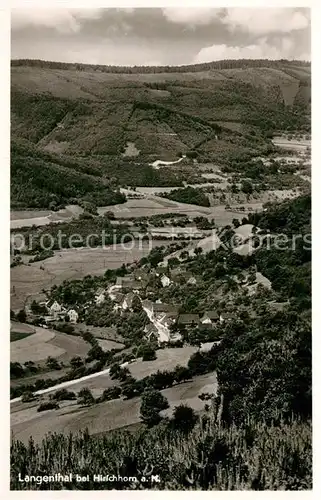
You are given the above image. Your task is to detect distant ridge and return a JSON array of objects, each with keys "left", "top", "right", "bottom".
[{"left": 11, "top": 58, "right": 310, "bottom": 74}]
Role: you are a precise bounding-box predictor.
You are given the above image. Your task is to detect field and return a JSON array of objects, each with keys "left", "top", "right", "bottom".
[
  {"left": 11, "top": 372, "right": 217, "bottom": 444},
  {"left": 102, "top": 195, "right": 260, "bottom": 222},
  {"left": 10, "top": 326, "right": 89, "bottom": 364},
  {"left": 129, "top": 346, "right": 198, "bottom": 380},
  {"left": 10, "top": 240, "right": 171, "bottom": 311},
  {"left": 10, "top": 205, "right": 83, "bottom": 229},
  {"left": 97, "top": 339, "right": 125, "bottom": 352},
  {"left": 73, "top": 324, "right": 125, "bottom": 343}
]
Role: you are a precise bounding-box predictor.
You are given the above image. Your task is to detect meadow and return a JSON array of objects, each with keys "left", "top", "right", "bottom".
[{"left": 11, "top": 372, "right": 217, "bottom": 445}]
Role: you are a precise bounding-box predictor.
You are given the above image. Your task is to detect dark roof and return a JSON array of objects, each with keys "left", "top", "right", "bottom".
[
  {"left": 153, "top": 303, "right": 178, "bottom": 314},
  {"left": 177, "top": 314, "right": 200, "bottom": 325},
  {"left": 221, "top": 312, "right": 236, "bottom": 320},
  {"left": 113, "top": 292, "right": 125, "bottom": 303},
  {"left": 123, "top": 280, "right": 145, "bottom": 290}
]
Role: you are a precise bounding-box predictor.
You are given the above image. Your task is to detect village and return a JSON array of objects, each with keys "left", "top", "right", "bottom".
[{"left": 26, "top": 261, "right": 241, "bottom": 346}]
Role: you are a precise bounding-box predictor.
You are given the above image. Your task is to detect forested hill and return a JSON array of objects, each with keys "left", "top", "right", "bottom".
[{"left": 11, "top": 57, "right": 310, "bottom": 74}]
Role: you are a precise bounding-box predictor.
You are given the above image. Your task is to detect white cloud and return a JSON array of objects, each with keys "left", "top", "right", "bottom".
[
  {"left": 162, "top": 7, "right": 309, "bottom": 35},
  {"left": 11, "top": 8, "right": 103, "bottom": 34},
  {"left": 194, "top": 37, "right": 309, "bottom": 63},
  {"left": 162, "top": 8, "right": 222, "bottom": 26},
  {"left": 221, "top": 8, "right": 309, "bottom": 35}
]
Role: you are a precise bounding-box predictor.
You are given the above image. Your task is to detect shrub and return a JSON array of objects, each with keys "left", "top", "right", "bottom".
[
  {"left": 21, "top": 391, "right": 36, "bottom": 403},
  {"left": 51, "top": 389, "right": 76, "bottom": 402},
  {"left": 77, "top": 388, "right": 95, "bottom": 406},
  {"left": 171, "top": 404, "right": 198, "bottom": 433},
  {"left": 37, "top": 402, "right": 59, "bottom": 412},
  {"left": 140, "top": 389, "right": 169, "bottom": 427}
]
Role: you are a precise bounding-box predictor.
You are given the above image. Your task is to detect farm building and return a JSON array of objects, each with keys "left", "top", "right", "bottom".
[
  {"left": 68, "top": 309, "right": 79, "bottom": 324},
  {"left": 46, "top": 300, "right": 63, "bottom": 319}
]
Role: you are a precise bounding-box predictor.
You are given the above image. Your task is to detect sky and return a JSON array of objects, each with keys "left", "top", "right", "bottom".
[{"left": 11, "top": 7, "right": 311, "bottom": 66}]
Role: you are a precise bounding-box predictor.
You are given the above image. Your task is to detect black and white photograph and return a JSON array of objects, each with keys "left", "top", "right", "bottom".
[{"left": 8, "top": 3, "right": 312, "bottom": 491}]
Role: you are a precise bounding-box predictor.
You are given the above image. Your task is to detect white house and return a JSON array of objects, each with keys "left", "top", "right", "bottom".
[
  {"left": 95, "top": 291, "right": 105, "bottom": 305},
  {"left": 49, "top": 301, "right": 62, "bottom": 319},
  {"left": 200, "top": 310, "right": 220, "bottom": 325},
  {"left": 68, "top": 309, "right": 79, "bottom": 324}
]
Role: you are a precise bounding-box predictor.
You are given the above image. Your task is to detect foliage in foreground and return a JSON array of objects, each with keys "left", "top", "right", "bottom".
[{"left": 11, "top": 414, "right": 311, "bottom": 490}]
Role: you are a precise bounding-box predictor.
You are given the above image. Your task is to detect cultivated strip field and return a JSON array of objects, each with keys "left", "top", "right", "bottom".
[
  {"left": 10, "top": 326, "right": 89, "bottom": 364},
  {"left": 10, "top": 205, "right": 83, "bottom": 229}
]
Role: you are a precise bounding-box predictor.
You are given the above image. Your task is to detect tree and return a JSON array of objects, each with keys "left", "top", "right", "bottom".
[
  {"left": 241, "top": 180, "right": 253, "bottom": 195},
  {"left": 86, "top": 344, "right": 105, "bottom": 362},
  {"left": 168, "top": 257, "right": 180, "bottom": 268},
  {"left": 140, "top": 389, "right": 169, "bottom": 426},
  {"left": 37, "top": 402, "right": 59, "bottom": 412},
  {"left": 70, "top": 356, "right": 84, "bottom": 370},
  {"left": 21, "top": 391, "right": 36, "bottom": 403},
  {"left": 171, "top": 404, "right": 198, "bottom": 433},
  {"left": 100, "top": 386, "right": 121, "bottom": 402},
  {"left": 30, "top": 300, "right": 46, "bottom": 315},
  {"left": 45, "top": 356, "right": 61, "bottom": 370},
  {"left": 117, "top": 366, "right": 131, "bottom": 382},
  {"left": 109, "top": 362, "right": 121, "bottom": 379},
  {"left": 51, "top": 389, "right": 76, "bottom": 401},
  {"left": 131, "top": 294, "right": 142, "bottom": 313},
  {"left": 232, "top": 218, "right": 241, "bottom": 229},
  {"left": 174, "top": 365, "right": 191, "bottom": 384},
  {"left": 77, "top": 388, "right": 95, "bottom": 406},
  {"left": 141, "top": 345, "right": 157, "bottom": 362}
]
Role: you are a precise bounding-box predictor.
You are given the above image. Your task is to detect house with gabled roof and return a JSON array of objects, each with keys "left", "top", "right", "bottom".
[
  {"left": 122, "top": 292, "right": 135, "bottom": 311},
  {"left": 144, "top": 323, "right": 158, "bottom": 341},
  {"left": 200, "top": 310, "right": 220, "bottom": 325},
  {"left": 46, "top": 300, "right": 63, "bottom": 319},
  {"left": 220, "top": 312, "right": 236, "bottom": 323}
]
